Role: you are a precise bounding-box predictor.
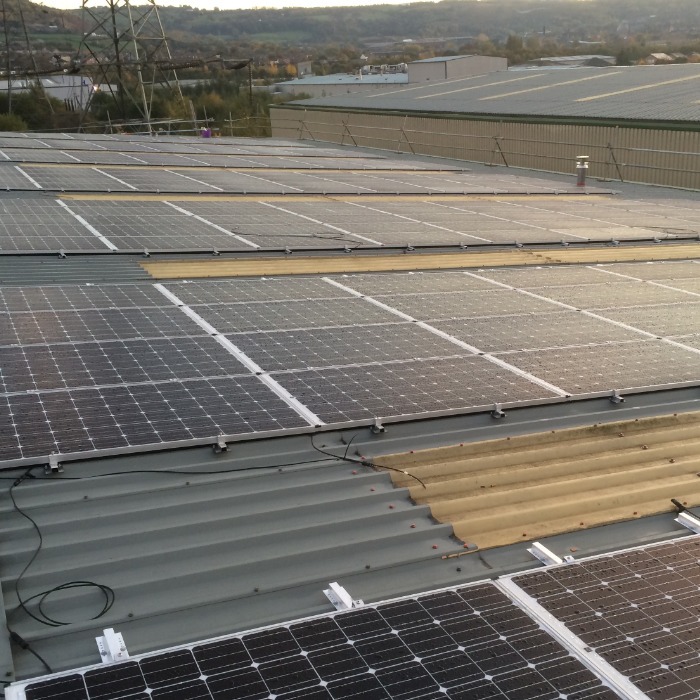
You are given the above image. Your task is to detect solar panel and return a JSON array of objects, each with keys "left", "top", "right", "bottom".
[
  {"left": 432, "top": 312, "right": 645, "bottom": 353},
  {"left": 271, "top": 356, "right": 558, "bottom": 423},
  {"left": 97, "top": 168, "right": 223, "bottom": 193},
  {"left": 0, "top": 377, "right": 308, "bottom": 461},
  {"left": 1, "top": 148, "right": 76, "bottom": 163},
  {"left": 594, "top": 303, "right": 700, "bottom": 337},
  {"left": 370, "top": 290, "right": 561, "bottom": 321},
  {"left": 13, "top": 580, "right": 618, "bottom": 700},
  {"left": 498, "top": 339, "right": 700, "bottom": 394},
  {"left": 471, "top": 267, "right": 614, "bottom": 288},
  {"left": 201, "top": 298, "right": 399, "bottom": 333},
  {"left": 0, "top": 307, "right": 206, "bottom": 345},
  {"left": 232, "top": 324, "right": 468, "bottom": 372},
  {"left": 166, "top": 278, "right": 352, "bottom": 305},
  {"left": 19, "top": 166, "right": 135, "bottom": 192},
  {"left": 333, "top": 273, "right": 498, "bottom": 296},
  {"left": 508, "top": 535, "right": 700, "bottom": 699},
  {"left": 529, "top": 282, "right": 696, "bottom": 309},
  {"left": 0, "top": 284, "right": 171, "bottom": 313},
  {"left": 66, "top": 201, "right": 251, "bottom": 251},
  {"left": 0, "top": 164, "right": 42, "bottom": 189},
  {"left": 597, "top": 262, "right": 700, "bottom": 281},
  {"left": 0, "top": 336, "right": 249, "bottom": 393}
]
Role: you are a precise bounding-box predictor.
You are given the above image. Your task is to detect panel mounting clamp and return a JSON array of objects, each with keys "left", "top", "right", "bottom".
[
  {"left": 45, "top": 453, "right": 63, "bottom": 475},
  {"left": 213, "top": 436, "right": 228, "bottom": 453},
  {"left": 370, "top": 419, "right": 385, "bottom": 434},
  {"left": 527, "top": 541, "right": 574, "bottom": 566},
  {"left": 96, "top": 628, "right": 129, "bottom": 664},
  {"left": 324, "top": 582, "right": 363, "bottom": 611},
  {"left": 491, "top": 403, "right": 506, "bottom": 419},
  {"left": 609, "top": 390, "right": 625, "bottom": 405}
]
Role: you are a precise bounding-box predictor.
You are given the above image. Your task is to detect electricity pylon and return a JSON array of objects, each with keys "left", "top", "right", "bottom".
[{"left": 78, "top": 0, "right": 185, "bottom": 131}]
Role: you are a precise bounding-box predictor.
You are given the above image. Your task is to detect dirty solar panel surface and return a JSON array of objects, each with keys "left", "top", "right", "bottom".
[
  {"left": 510, "top": 535, "right": 700, "bottom": 699},
  {"left": 19, "top": 580, "right": 618, "bottom": 700}
]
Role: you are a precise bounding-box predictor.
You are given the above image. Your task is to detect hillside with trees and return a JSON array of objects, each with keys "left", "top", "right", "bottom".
[{"left": 4, "top": 0, "right": 700, "bottom": 132}]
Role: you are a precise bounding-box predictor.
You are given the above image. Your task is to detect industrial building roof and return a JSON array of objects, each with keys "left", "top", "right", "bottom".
[
  {"left": 289, "top": 63, "right": 700, "bottom": 123},
  {"left": 1, "top": 130, "right": 700, "bottom": 699}
]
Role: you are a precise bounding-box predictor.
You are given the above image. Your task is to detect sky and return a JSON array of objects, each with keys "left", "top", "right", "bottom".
[{"left": 44, "top": 0, "right": 442, "bottom": 10}]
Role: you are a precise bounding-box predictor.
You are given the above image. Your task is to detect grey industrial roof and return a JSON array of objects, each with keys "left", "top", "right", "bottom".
[
  {"left": 410, "top": 55, "right": 475, "bottom": 63},
  {"left": 1, "top": 131, "right": 700, "bottom": 693},
  {"left": 289, "top": 63, "right": 700, "bottom": 123},
  {"left": 282, "top": 73, "right": 407, "bottom": 86}
]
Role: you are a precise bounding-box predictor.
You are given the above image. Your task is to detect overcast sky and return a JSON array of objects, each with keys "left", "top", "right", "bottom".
[{"left": 45, "top": 0, "right": 438, "bottom": 9}]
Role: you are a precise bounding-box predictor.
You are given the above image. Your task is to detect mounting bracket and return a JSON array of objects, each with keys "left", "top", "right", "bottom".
[
  {"left": 44, "top": 453, "right": 63, "bottom": 475},
  {"left": 491, "top": 403, "right": 506, "bottom": 419},
  {"left": 527, "top": 541, "right": 574, "bottom": 566},
  {"left": 323, "top": 582, "right": 363, "bottom": 611},
  {"left": 213, "top": 436, "right": 228, "bottom": 454},
  {"left": 675, "top": 511, "right": 700, "bottom": 534},
  {"left": 371, "top": 419, "right": 385, "bottom": 434},
  {"left": 96, "top": 628, "right": 129, "bottom": 664},
  {"left": 609, "top": 390, "right": 625, "bottom": 405}
]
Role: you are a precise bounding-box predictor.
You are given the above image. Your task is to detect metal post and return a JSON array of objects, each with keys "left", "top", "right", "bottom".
[{"left": 576, "top": 155, "right": 589, "bottom": 187}]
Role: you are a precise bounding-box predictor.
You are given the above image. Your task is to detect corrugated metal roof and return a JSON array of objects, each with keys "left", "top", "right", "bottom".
[
  {"left": 284, "top": 74, "right": 407, "bottom": 86},
  {"left": 410, "top": 55, "right": 475, "bottom": 63},
  {"left": 1, "top": 449, "right": 461, "bottom": 679},
  {"left": 290, "top": 63, "right": 700, "bottom": 123},
  {"left": 386, "top": 412, "right": 700, "bottom": 550}
]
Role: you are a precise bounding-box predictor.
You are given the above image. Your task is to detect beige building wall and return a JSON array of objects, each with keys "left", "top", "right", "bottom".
[{"left": 271, "top": 106, "right": 700, "bottom": 189}]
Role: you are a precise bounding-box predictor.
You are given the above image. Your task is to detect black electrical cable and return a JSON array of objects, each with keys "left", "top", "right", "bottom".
[
  {"left": 310, "top": 434, "right": 427, "bottom": 489},
  {"left": 9, "top": 468, "right": 115, "bottom": 629},
  {"left": 0, "top": 455, "right": 330, "bottom": 482},
  {"left": 2, "top": 453, "right": 333, "bottom": 674},
  {"left": 7, "top": 630, "right": 53, "bottom": 675}
]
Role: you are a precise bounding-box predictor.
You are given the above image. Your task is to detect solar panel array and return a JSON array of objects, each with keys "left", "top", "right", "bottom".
[
  {"left": 12, "top": 529, "right": 700, "bottom": 700},
  {"left": 12, "top": 578, "right": 620, "bottom": 700},
  {"left": 1, "top": 262, "right": 699, "bottom": 466},
  {"left": 506, "top": 535, "right": 700, "bottom": 699},
  {"left": 4, "top": 131, "right": 700, "bottom": 253},
  {"left": 0, "top": 165, "right": 593, "bottom": 195},
  {"left": 2, "top": 193, "right": 698, "bottom": 253}
]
